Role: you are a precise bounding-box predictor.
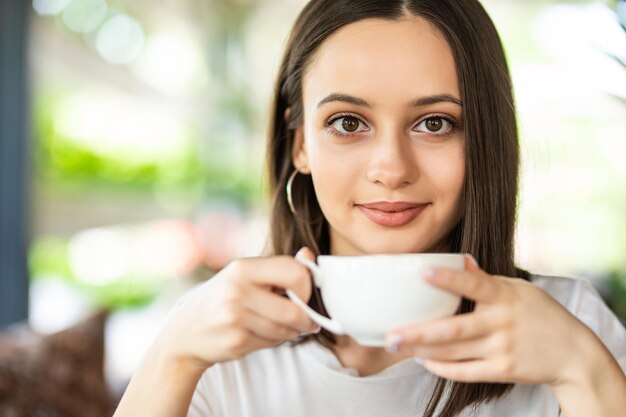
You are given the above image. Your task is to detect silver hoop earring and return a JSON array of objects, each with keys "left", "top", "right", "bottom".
[{"left": 286, "top": 169, "right": 299, "bottom": 215}]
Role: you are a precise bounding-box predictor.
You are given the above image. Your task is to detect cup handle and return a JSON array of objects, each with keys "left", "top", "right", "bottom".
[
  {"left": 286, "top": 258, "right": 345, "bottom": 335},
  {"left": 294, "top": 258, "right": 323, "bottom": 286}
]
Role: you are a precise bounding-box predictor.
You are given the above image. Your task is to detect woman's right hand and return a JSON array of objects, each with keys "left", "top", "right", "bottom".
[{"left": 151, "top": 247, "right": 320, "bottom": 373}]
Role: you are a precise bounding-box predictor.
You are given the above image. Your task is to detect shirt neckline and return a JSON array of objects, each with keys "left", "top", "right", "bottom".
[{"left": 298, "top": 339, "right": 429, "bottom": 380}]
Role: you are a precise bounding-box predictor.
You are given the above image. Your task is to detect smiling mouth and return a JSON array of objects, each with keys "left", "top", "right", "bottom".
[{"left": 354, "top": 201, "right": 429, "bottom": 227}]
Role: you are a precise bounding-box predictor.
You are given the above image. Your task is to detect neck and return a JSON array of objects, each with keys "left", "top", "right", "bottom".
[{"left": 329, "top": 335, "right": 413, "bottom": 377}]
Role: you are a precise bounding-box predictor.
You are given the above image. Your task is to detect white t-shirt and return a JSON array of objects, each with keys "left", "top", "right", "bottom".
[{"left": 186, "top": 275, "right": 626, "bottom": 417}]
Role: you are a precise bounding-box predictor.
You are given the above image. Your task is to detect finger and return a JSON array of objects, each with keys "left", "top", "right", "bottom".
[
  {"left": 407, "top": 335, "right": 498, "bottom": 362},
  {"left": 464, "top": 254, "right": 481, "bottom": 273},
  {"left": 228, "top": 255, "right": 313, "bottom": 302},
  {"left": 293, "top": 246, "right": 316, "bottom": 301},
  {"left": 208, "top": 328, "right": 280, "bottom": 361},
  {"left": 390, "top": 310, "right": 501, "bottom": 345},
  {"left": 295, "top": 246, "right": 316, "bottom": 262},
  {"left": 242, "top": 285, "right": 319, "bottom": 333},
  {"left": 423, "top": 357, "right": 512, "bottom": 383},
  {"left": 424, "top": 268, "right": 501, "bottom": 303},
  {"left": 238, "top": 308, "right": 302, "bottom": 342}
]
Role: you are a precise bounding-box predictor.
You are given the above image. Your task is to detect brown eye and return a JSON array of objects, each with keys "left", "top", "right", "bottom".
[
  {"left": 341, "top": 116, "right": 360, "bottom": 132},
  {"left": 414, "top": 116, "right": 455, "bottom": 136},
  {"left": 425, "top": 117, "right": 443, "bottom": 132},
  {"left": 328, "top": 115, "right": 368, "bottom": 136}
]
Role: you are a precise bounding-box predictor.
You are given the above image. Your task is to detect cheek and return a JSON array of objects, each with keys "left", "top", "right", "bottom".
[
  {"left": 309, "top": 151, "right": 357, "bottom": 204},
  {"left": 305, "top": 139, "right": 362, "bottom": 212},
  {"left": 423, "top": 144, "right": 465, "bottom": 202},
  {"left": 447, "top": 152, "right": 465, "bottom": 207}
]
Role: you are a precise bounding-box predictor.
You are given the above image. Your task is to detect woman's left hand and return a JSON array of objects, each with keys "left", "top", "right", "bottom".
[{"left": 385, "top": 256, "right": 602, "bottom": 387}]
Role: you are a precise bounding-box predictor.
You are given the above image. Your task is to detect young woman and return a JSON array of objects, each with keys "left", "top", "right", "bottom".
[{"left": 113, "top": 1, "right": 626, "bottom": 416}]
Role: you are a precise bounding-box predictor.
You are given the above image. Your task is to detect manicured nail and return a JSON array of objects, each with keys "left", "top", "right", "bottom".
[
  {"left": 414, "top": 357, "right": 426, "bottom": 366},
  {"left": 385, "top": 333, "right": 403, "bottom": 353},
  {"left": 295, "top": 247, "right": 305, "bottom": 257},
  {"left": 314, "top": 325, "right": 322, "bottom": 333}
]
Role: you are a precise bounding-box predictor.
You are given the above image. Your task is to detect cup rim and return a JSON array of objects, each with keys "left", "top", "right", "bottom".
[
  {"left": 318, "top": 253, "right": 463, "bottom": 261},
  {"left": 317, "top": 253, "right": 465, "bottom": 267}
]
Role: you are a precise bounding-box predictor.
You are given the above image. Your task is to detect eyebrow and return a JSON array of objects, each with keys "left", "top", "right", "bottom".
[{"left": 316, "top": 93, "right": 463, "bottom": 109}]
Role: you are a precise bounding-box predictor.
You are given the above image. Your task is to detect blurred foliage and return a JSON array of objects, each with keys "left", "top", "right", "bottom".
[
  {"left": 29, "top": 237, "right": 163, "bottom": 309},
  {"left": 33, "top": 93, "right": 264, "bottom": 207},
  {"left": 28, "top": 237, "right": 73, "bottom": 282}
]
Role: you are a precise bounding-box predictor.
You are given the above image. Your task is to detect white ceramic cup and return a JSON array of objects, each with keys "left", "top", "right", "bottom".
[{"left": 286, "top": 253, "right": 464, "bottom": 347}]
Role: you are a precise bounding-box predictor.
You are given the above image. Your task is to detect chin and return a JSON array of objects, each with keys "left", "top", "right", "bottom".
[
  {"left": 355, "top": 235, "right": 437, "bottom": 255},
  {"left": 329, "top": 222, "right": 450, "bottom": 255}
]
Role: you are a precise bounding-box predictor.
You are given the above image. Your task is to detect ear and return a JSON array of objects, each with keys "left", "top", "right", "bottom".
[{"left": 289, "top": 113, "right": 309, "bottom": 173}]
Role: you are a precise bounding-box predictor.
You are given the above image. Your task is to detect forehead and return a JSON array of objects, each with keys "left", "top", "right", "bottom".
[{"left": 303, "top": 17, "right": 460, "bottom": 107}]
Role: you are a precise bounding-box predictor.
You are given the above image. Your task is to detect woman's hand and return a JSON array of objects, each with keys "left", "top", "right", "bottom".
[
  {"left": 385, "top": 256, "right": 608, "bottom": 387},
  {"left": 152, "top": 248, "right": 321, "bottom": 374},
  {"left": 114, "top": 248, "right": 320, "bottom": 417}
]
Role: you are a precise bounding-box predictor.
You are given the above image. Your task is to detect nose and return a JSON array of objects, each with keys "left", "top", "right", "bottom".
[{"left": 365, "top": 129, "right": 417, "bottom": 189}]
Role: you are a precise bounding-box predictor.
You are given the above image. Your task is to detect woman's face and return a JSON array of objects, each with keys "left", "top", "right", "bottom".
[{"left": 292, "top": 17, "right": 465, "bottom": 255}]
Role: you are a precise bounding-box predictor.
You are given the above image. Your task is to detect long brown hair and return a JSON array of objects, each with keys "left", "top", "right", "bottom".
[{"left": 265, "top": 0, "right": 529, "bottom": 415}]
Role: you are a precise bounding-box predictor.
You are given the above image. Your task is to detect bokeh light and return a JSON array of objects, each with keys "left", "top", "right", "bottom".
[
  {"left": 62, "top": 0, "right": 108, "bottom": 33},
  {"left": 134, "top": 32, "right": 206, "bottom": 95},
  {"left": 95, "top": 14, "right": 144, "bottom": 64},
  {"left": 33, "top": 0, "right": 72, "bottom": 16},
  {"left": 68, "top": 228, "right": 130, "bottom": 286}
]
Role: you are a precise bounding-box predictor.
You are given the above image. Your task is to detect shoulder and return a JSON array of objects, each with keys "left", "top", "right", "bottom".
[
  {"left": 529, "top": 274, "right": 626, "bottom": 371},
  {"left": 529, "top": 274, "right": 616, "bottom": 320},
  {"left": 529, "top": 274, "right": 600, "bottom": 309}
]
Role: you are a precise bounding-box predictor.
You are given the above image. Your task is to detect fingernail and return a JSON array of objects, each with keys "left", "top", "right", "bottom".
[
  {"left": 385, "top": 333, "right": 403, "bottom": 353},
  {"left": 467, "top": 254, "right": 479, "bottom": 269},
  {"left": 414, "top": 357, "right": 426, "bottom": 366},
  {"left": 295, "top": 247, "right": 305, "bottom": 258},
  {"left": 314, "top": 325, "right": 322, "bottom": 333}
]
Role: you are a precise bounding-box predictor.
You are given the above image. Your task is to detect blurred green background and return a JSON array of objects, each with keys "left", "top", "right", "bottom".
[{"left": 25, "top": 0, "right": 626, "bottom": 384}]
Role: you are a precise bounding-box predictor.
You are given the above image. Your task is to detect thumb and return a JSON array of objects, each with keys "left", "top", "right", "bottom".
[
  {"left": 295, "top": 246, "right": 316, "bottom": 262},
  {"left": 292, "top": 246, "right": 316, "bottom": 302},
  {"left": 464, "top": 254, "right": 481, "bottom": 273}
]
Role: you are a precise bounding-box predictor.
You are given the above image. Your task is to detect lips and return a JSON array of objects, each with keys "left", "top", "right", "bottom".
[
  {"left": 357, "top": 201, "right": 427, "bottom": 212},
  {"left": 355, "top": 201, "right": 429, "bottom": 227}
]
